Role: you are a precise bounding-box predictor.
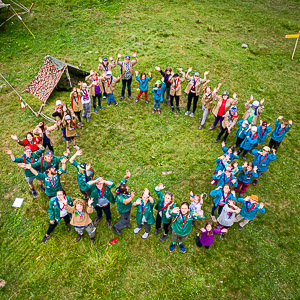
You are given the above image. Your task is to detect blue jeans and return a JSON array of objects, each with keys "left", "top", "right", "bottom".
[
  {"left": 108, "top": 93, "right": 116, "bottom": 104},
  {"left": 154, "top": 100, "right": 160, "bottom": 110}
]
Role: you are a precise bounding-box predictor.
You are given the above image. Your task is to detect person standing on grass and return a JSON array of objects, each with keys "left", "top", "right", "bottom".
[
  {"left": 169, "top": 202, "right": 205, "bottom": 253},
  {"left": 242, "top": 95, "right": 265, "bottom": 125},
  {"left": 251, "top": 146, "right": 277, "bottom": 186},
  {"left": 221, "top": 142, "right": 239, "bottom": 161},
  {"left": 198, "top": 83, "right": 221, "bottom": 130},
  {"left": 78, "top": 82, "right": 92, "bottom": 123},
  {"left": 70, "top": 87, "right": 84, "bottom": 128},
  {"left": 168, "top": 69, "right": 186, "bottom": 112},
  {"left": 237, "top": 126, "right": 259, "bottom": 160},
  {"left": 154, "top": 183, "right": 176, "bottom": 242},
  {"left": 135, "top": 70, "right": 152, "bottom": 104},
  {"left": 42, "top": 189, "right": 73, "bottom": 244},
  {"left": 184, "top": 68, "right": 209, "bottom": 117},
  {"left": 113, "top": 170, "right": 135, "bottom": 235},
  {"left": 235, "top": 120, "right": 249, "bottom": 148},
  {"left": 100, "top": 71, "right": 121, "bottom": 106},
  {"left": 62, "top": 114, "right": 79, "bottom": 153},
  {"left": 87, "top": 176, "right": 115, "bottom": 229},
  {"left": 234, "top": 162, "right": 258, "bottom": 196},
  {"left": 132, "top": 188, "right": 155, "bottom": 239},
  {"left": 214, "top": 105, "right": 239, "bottom": 143},
  {"left": 98, "top": 56, "right": 116, "bottom": 99},
  {"left": 69, "top": 149, "right": 95, "bottom": 200},
  {"left": 151, "top": 78, "right": 166, "bottom": 114},
  {"left": 155, "top": 66, "right": 173, "bottom": 105},
  {"left": 213, "top": 168, "right": 238, "bottom": 188},
  {"left": 210, "top": 154, "right": 230, "bottom": 185},
  {"left": 256, "top": 120, "right": 272, "bottom": 146},
  {"left": 6, "top": 146, "right": 45, "bottom": 197},
  {"left": 209, "top": 91, "right": 239, "bottom": 131},
  {"left": 268, "top": 116, "right": 292, "bottom": 151},
  {"left": 117, "top": 52, "right": 138, "bottom": 101},
  {"left": 234, "top": 195, "right": 265, "bottom": 231},
  {"left": 11, "top": 132, "right": 41, "bottom": 152}
]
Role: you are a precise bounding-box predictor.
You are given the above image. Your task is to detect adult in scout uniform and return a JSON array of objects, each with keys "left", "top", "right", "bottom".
[
  {"left": 210, "top": 91, "right": 239, "bottom": 131},
  {"left": 235, "top": 120, "right": 249, "bottom": 148},
  {"left": 23, "top": 157, "right": 68, "bottom": 199},
  {"left": 69, "top": 149, "right": 95, "bottom": 199},
  {"left": 234, "top": 195, "right": 265, "bottom": 230},
  {"left": 98, "top": 56, "right": 116, "bottom": 99},
  {"left": 87, "top": 176, "right": 115, "bottom": 229},
  {"left": 155, "top": 66, "right": 173, "bottom": 105},
  {"left": 6, "top": 146, "right": 45, "bottom": 197},
  {"left": 214, "top": 105, "right": 239, "bottom": 143},
  {"left": 70, "top": 88, "right": 84, "bottom": 127},
  {"left": 11, "top": 132, "right": 41, "bottom": 152},
  {"left": 168, "top": 69, "right": 185, "bottom": 112},
  {"left": 213, "top": 168, "right": 238, "bottom": 188},
  {"left": 113, "top": 170, "right": 135, "bottom": 235},
  {"left": 242, "top": 95, "right": 265, "bottom": 125},
  {"left": 42, "top": 189, "right": 73, "bottom": 244},
  {"left": 116, "top": 52, "right": 138, "bottom": 101},
  {"left": 251, "top": 146, "right": 277, "bottom": 186},
  {"left": 268, "top": 116, "right": 292, "bottom": 151},
  {"left": 184, "top": 68, "right": 209, "bottom": 117},
  {"left": 169, "top": 202, "right": 205, "bottom": 253},
  {"left": 154, "top": 183, "right": 176, "bottom": 242},
  {"left": 198, "top": 83, "right": 221, "bottom": 130},
  {"left": 100, "top": 71, "right": 121, "bottom": 106},
  {"left": 238, "top": 126, "right": 259, "bottom": 160},
  {"left": 132, "top": 188, "right": 155, "bottom": 239}
]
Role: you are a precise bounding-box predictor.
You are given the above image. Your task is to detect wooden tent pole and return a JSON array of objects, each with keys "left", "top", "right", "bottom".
[
  {"left": 37, "top": 103, "right": 45, "bottom": 116},
  {"left": 292, "top": 37, "right": 299, "bottom": 60}
]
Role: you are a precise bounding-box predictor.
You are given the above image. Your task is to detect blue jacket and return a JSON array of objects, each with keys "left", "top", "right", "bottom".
[
  {"left": 210, "top": 189, "right": 237, "bottom": 207},
  {"left": 270, "top": 120, "right": 292, "bottom": 142},
  {"left": 241, "top": 131, "right": 259, "bottom": 150},
  {"left": 257, "top": 125, "right": 272, "bottom": 144},
  {"left": 214, "top": 157, "right": 226, "bottom": 173},
  {"left": 213, "top": 172, "right": 238, "bottom": 188},
  {"left": 151, "top": 82, "right": 166, "bottom": 101},
  {"left": 135, "top": 75, "right": 152, "bottom": 91},
  {"left": 237, "top": 166, "right": 258, "bottom": 183},
  {"left": 235, "top": 120, "right": 249, "bottom": 139},
  {"left": 252, "top": 149, "right": 277, "bottom": 172},
  {"left": 238, "top": 197, "right": 265, "bottom": 220},
  {"left": 221, "top": 146, "right": 239, "bottom": 161}
]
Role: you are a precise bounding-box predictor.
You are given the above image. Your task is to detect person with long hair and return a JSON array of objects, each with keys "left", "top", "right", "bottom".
[
  {"left": 168, "top": 69, "right": 185, "bottom": 112},
  {"left": 70, "top": 87, "right": 84, "bottom": 128},
  {"left": 234, "top": 162, "right": 258, "bottom": 196},
  {"left": 155, "top": 66, "right": 173, "bottom": 105},
  {"left": 135, "top": 70, "right": 152, "bottom": 104},
  {"left": 98, "top": 56, "right": 116, "bottom": 99},
  {"left": 62, "top": 113, "right": 79, "bottom": 153},
  {"left": 11, "top": 132, "right": 41, "bottom": 152}
]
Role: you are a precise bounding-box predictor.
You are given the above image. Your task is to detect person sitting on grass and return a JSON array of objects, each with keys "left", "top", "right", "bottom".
[
  {"left": 100, "top": 71, "right": 121, "bottom": 106},
  {"left": 242, "top": 95, "right": 265, "bottom": 125},
  {"left": 42, "top": 189, "right": 73, "bottom": 244},
  {"left": 154, "top": 183, "right": 176, "bottom": 242},
  {"left": 237, "top": 126, "right": 259, "bottom": 160},
  {"left": 113, "top": 170, "right": 135, "bottom": 235},
  {"left": 65, "top": 198, "right": 96, "bottom": 244},
  {"left": 151, "top": 78, "right": 166, "bottom": 114},
  {"left": 234, "top": 162, "right": 258, "bottom": 196},
  {"left": 11, "top": 132, "right": 41, "bottom": 152},
  {"left": 70, "top": 87, "right": 84, "bottom": 128},
  {"left": 132, "top": 188, "right": 155, "bottom": 239},
  {"left": 168, "top": 68, "right": 186, "bottom": 112},
  {"left": 62, "top": 113, "right": 79, "bottom": 153},
  {"left": 234, "top": 120, "right": 249, "bottom": 148},
  {"left": 169, "top": 202, "right": 205, "bottom": 253},
  {"left": 155, "top": 66, "right": 173, "bottom": 105},
  {"left": 6, "top": 145, "right": 45, "bottom": 197},
  {"left": 135, "top": 70, "right": 152, "bottom": 104},
  {"left": 213, "top": 168, "right": 238, "bottom": 188}
]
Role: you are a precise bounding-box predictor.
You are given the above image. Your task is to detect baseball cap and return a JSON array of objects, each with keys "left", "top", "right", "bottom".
[
  {"left": 78, "top": 162, "right": 87, "bottom": 171},
  {"left": 65, "top": 115, "right": 71, "bottom": 121}
]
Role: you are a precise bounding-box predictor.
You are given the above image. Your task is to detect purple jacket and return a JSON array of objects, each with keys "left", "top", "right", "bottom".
[{"left": 200, "top": 228, "right": 222, "bottom": 246}]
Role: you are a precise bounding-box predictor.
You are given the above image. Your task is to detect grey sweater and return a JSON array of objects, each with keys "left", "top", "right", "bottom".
[{"left": 217, "top": 204, "right": 236, "bottom": 227}]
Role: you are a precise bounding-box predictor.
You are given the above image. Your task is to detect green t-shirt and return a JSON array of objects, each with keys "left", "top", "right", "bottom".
[
  {"left": 71, "top": 160, "right": 95, "bottom": 191},
  {"left": 134, "top": 198, "right": 155, "bottom": 225}
]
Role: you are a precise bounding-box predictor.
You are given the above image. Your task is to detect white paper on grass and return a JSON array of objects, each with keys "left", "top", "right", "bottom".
[{"left": 12, "top": 198, "right": 24, "bottom": 208}]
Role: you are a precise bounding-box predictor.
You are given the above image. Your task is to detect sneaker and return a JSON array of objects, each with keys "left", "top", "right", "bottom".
[
  {"left": 252, "top": 179, "right": 258, "bottom": 186},
  {"left": 249, "top": 152, "right": 255, "bottom": 157},
  {"left": 209, "top": 125, "right": 216, "bottom": 130},
  {"left": 94, "top": 216, "right": 102, "bottom": 225},
  {"left": 198, "top": 125, "right": 203, "bottom": 130},
  {"left": 166, "top": 100, "right": 170, "bottom": 106},
  {"left": 128, "top": 96, "right": 133, "bottom": 100},
  {"left": 103, "top": 95, "right": 107, "bottom": 99},
  {"left": 242, "top": 156, "right": 247, "bottom": 161},
  {"left": 114, "top": 102, "right": 118, "bottom": 106},
  {"left": 127, "top": 224, "right": 131, "bottom": 229},
  {"left": 211, "top": 215, "right": 217, "bottom": 222},
  {"left": 40, "top": 185, "right": 45, "bottom": 192},
  {"left": 145, "top": 100, "right": 149, "bottom": 104},
  {"left": 73, "top": 145, "right": 80, "bottom": 150},
  {"left": 185, "top": 111, "right": 190, "bottom": 116},
  {"left": 176, "top": 106, "right": 180, "bottom": 112},
  {"left": 159, "top": 234, "right": 168, "bottom": 242},
  {"left": 214, "top": 136, "right": 220, "bottom": 143},
  {"left": 67, "top": 225, "right": 72, "bottom": 232},
  {"left": 211, "top": 180, "right": 216, "bottom": 184},
  {"left": 99, "top": 106, "right": 105, "bottom": 110},
  {"left": 42, "top": 235, "right": 49, "bottom": 244},
  {"left": 79, "top": 122, "right": 84, "bottom": 127},
  {"left": 155, "top": 228, "right": 162, "bottom": 235},
  {"left": 90, "top": 238, "right": 95, "bottom": 245},
  {"left": 66, "top": 147, "right": 70, "bottom": 153},
  {"left": 178, "top": 243, "right": 186, "bottom": 253},
  {"left": 158, "top": 110, "right": 161, "bottom": 114},
  {"left": 120, "top": 96, "right": 124, "bottom": 101},
  {"left": 171, "top": 106, "right": 174, "bottom": 112},
  {"left": 107, "top": 220, "right": 112, "bottom": 228},
  {"left": 86, "top": 118, "right": 90, "bottom": 123},
  {"left": 141, "top": 232, "right": 149, "bottom": 239},
  {"left": 169, "top": 243, "right": 176, "bottom": 252},
  {"left": 136, "top": 98, "right": 139, "bottom": 103},
  {"left": 190, "top": 113, "right": 194, "bottom": 117},
  {"left": 108, "top": 103, "right": 111, "bottom": 107},
  {"left": 238, "top": 225, "right": 243, "bottom": 231},
  {"left": 93, "top": 108, "right": 98, "bottom": 114},
  {"left": 113, "top": 225, "right": 122, "bottom": 235},
  {"left": 152, "top": 109, "right": 155, "bottom": 114},
  {"left": 32, "top": 189, "right": 37, "bottom": 198},
  {"left": 220, "top": 233, "right": 225, "bottom": 240},
  {"left": 134, "top": 227, "right": 142, "bottom": 234},
  {"left": 76, "top": 234, "right": 82, "bottom": 242}
]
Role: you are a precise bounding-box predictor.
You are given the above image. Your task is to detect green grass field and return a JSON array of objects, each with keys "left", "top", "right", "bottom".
[{"left": 0, "top": 0, "right": 299, "bottom": 298}]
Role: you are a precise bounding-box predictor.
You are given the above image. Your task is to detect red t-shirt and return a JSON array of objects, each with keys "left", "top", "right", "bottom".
[
  {"left": 218, "top": 99, "right": 227, "bottom": 116},
  {"left": 21, "top": 137, "right": 40, "bottom": 152}
]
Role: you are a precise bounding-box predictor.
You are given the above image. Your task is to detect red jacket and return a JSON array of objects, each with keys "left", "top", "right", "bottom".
[{"left": 20, "top": 137, "right": 40, "bottom": 152}]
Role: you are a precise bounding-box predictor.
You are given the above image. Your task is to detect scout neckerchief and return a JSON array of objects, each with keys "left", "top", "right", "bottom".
[
  {"left": 173, "top": 210, "right": 189, "bottom": 228},
  {"left": 140, "top": 200, "right": 147, "bottom": 214},
  {"left": 140, "top": 77, "right": 146, "bottom": 84},
  {"left": 82, "top": 89, "right": 89, "bottom": 99},
  {"left": 276, "top": 125, "right": 285, "bottom": 136},
  {"left": 223, "top": 173, "right": 233, "bottom": 185},
  {"left": 48, "top": 174, "right": 57, "bottom": 189},
  {"left": 103, "top": 63, "right": 109, "bottom": 71},
  {"left": 82, "top": 168, "right": 95, "bottom": 182},
  {"left": 160, "top": 200, "right": 172, "bottom": 211},
  {"left": 220, "top": 192, "right": 230, "bottom": 204},
  {"left": 55, "top": 197, "right": 65, "bottom": 211},
  {"left": 204, "top": 93, "right": 211, "bottom": 99},
  {"left": 93, "top": 78, "right": 99, "bottom": 87},
  {"left": 157, "top": 86, "right": 161, "bottom": 95},
  {"left": 246, "top": 201, "right": 256, "bottom": 212},
  {"left": 206, "top": 229, "right": 213, "bottom": 237},
  {"left": 238, "top": 127, "right": 245, "bottom": 136},
  {"left": 97, "top": 184, "right": 106, "bottom": 199},
  {"left": 219, "top": 159, "right": 225, "bottom": 168},
  {"left": 106, "top": 76, "right": 113, "bottom": 87},
  {"left": 23, "top": 155, "right": 34, "bottom": 170},
  {"left": 124, "top": 62, "right": 130, "bottom": 72},
  {"left": 165, "top": 74, "right": 169, "bottom": 83},
  {"left": 191, "top": 79, "right": 196, "bottom": 91},
  {"left": 260, "top": 126, "right": 266, "bottom": 136},
  {"left": 174, "top": 79, "right": 179, "bottom": 90},
  {"left": 250, "top": 132, "right": 258, "bottom": 140},
  {"left": 229, "top": 113, "right": 239, "bottom": 122},
  {"left": 258, "top": 154, "right": 268, "bottom": 164},
  {"left": 228, "top": 212, "right": 233, "bottom": 219},
  {"left": 75, "top": 208, "right": 84, "bottom": 219},
  {"left": 40, "top": 157, "right": 44, "bottom": 172},
  {"left": 71, "top": 95, "right": 80, "bottom": 109}
]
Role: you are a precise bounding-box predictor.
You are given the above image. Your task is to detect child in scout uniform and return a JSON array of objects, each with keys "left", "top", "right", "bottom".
[
  {"left": 184, "top": 68, "right": 209, "bottom": 117},
  {"left": 6, "top": 146, "right": 45, "bottom": 197},
  {"left": 78, "top": 81, "right": 92, "bottom": 123},
  {"left": 210, "top": 154, "right": 230, "bottom": 185},
  {"left": 155, "top": 66, "right": 173, "bottom": 105},
  {"left": 268, "top": 116, "right": 292, "bottom": 151},
  {"left": 113, "top": 170, "right": 135, "bottom": 235},
  {"left": 65, "top": 198, "right": 96, "bottom": 244},
  {"left": 135, "top": 70, "right": 152, "bottom": 104},
  {"left": 132, "top": 188, "right": 155, "bottom": 239},
  {"left": 69, "top": 149, "right": 95, "bottom": 199},
  {"left": 169, "top": 202, "right": 205, "bottom": 253},
  {"left": 116, "top": 52, "right": 138, "bottom": 101},
  {"left": 198, "top": 83, "right": 221, "bottom": 130},
  {"left": 100, "top": 71, "right": 121, "bottom": 106},
  {"left": 11, "top": 132, "right": 41, "bottom": 152},
  {"left": 256, "top": 121, "right": 272, "bottom": 146},
  {"left": 213, "top": 168, "right": 238, "bottom": 188},
  {"left": 62, "top": 113, "right": 79, "bottom": 153},
  {"left": 238, "top": 126, "right": 259, "bottom": 160},
  {"left": 87, "top": 176, "right": 115, "bottom": 229},
  {"left": 234, "top": 162, "right": 258, "bottom": 196},
  {"left": 70, "top": 87, "right": 83, "bottom": 127},
  {"left": 154, "top": 183, "right": 176, "bottom": 242},
  {"left": 221, "top": 142, "right": 239, "bottom": 161},
  {"left": 234, "top": 195, "right": 265, "bottom": 230},
  {"left": 251, "top": 146, "right": 277, "bottom": 186},
  {"left": 42, "top": 189, "right": 73, "bottom": 244},
  {"left": 214, "top": 105, "right": 239, "bottom": 143},
  {"left": 151, "top": 78, "right": 166, "bottom": 114},
  {"left": 235, "top": 120, "right": 249, "bottom": 148},
  {"left": 98, "top": 56, "right": 116, "bottom": 99},
  {"left": 168, "top": 69, "right": 185, "bottom": 112},
  {"left": 209, "top": 91, "right": 239, "bottom": 131},
  {"left": 210, "top": 184, "right": 236, "bottom": 222},
  {"left": 189, "top": 192, "right": 204, "bottom": 216},
  {"left": 242, "top": 95, "right": 265, "bottom": 125}
]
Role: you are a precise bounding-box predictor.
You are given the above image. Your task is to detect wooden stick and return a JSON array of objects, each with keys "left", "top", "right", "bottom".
[
  {"left": 292, "top": 37, "right": 299, "bottom": 60},
  {"left": 29, "top": 3, "right": 34, "bottom": 12},
  {"left": 37, "top": 103, "right": 45, "bottom": 116}
]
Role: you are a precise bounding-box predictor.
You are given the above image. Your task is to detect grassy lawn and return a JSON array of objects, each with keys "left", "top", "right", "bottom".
[{"left": 0, "top": 0, "right": 299, "bottom": 298}]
